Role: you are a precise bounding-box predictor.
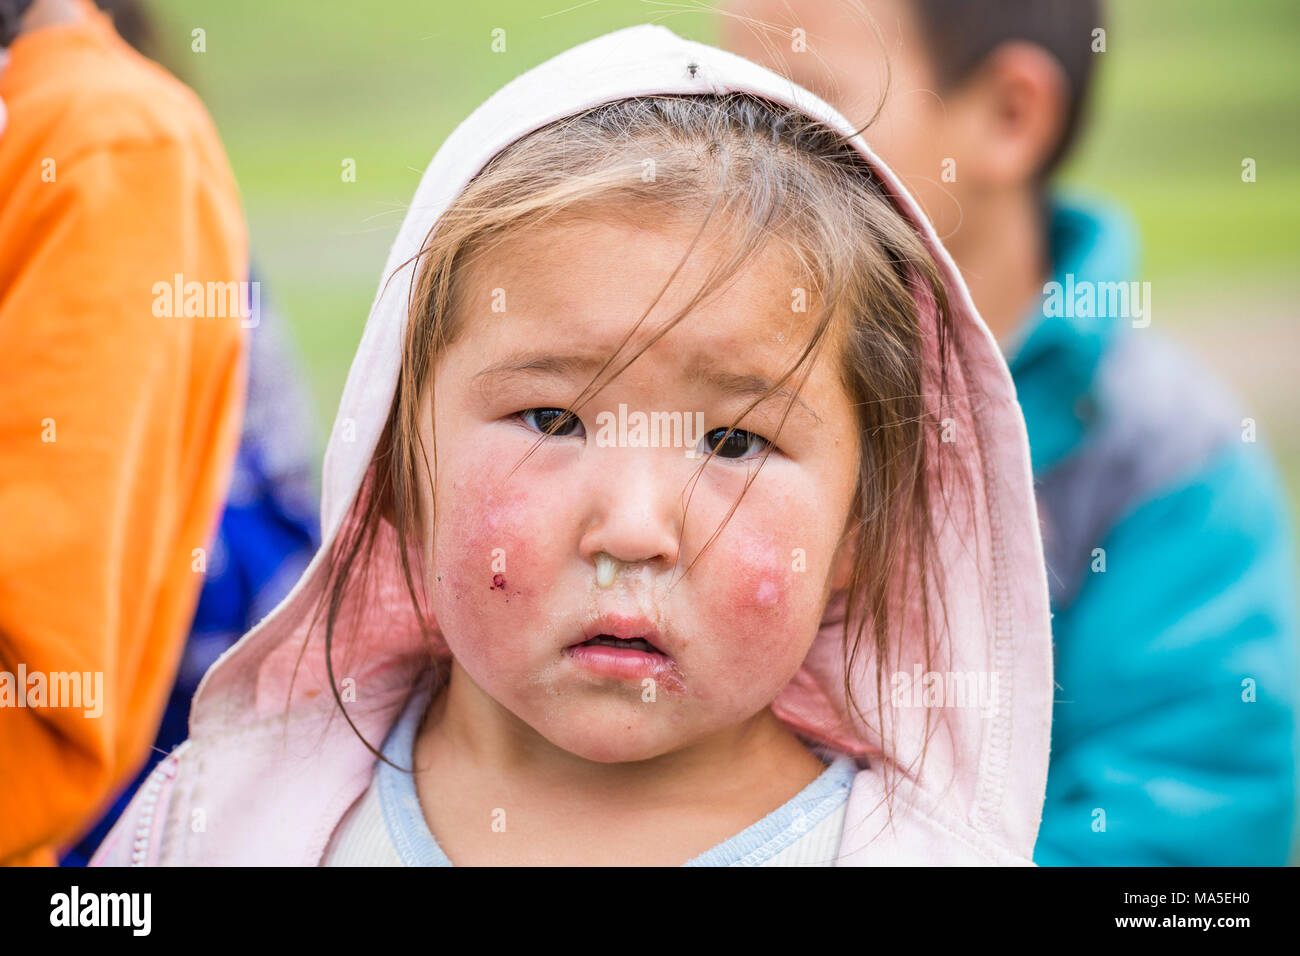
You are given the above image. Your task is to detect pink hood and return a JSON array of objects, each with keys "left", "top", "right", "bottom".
[{"left": 92, "top": 24, "right": 1053, "bottom": 867}]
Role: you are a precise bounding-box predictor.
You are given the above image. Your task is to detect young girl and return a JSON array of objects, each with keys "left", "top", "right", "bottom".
[{"left": 91, "top": 23, "right": 1053, "bottom": 867}]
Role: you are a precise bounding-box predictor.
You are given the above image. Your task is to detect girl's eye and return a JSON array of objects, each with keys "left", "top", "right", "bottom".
[
  {"left": 699, "top": 426, "right": 772, "bottom": 460},
  {"left": 519, "top": 407, "right": 585, "bottom": 439}
]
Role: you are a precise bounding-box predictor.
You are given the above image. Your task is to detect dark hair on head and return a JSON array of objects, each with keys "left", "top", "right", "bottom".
[
  {"left": 911, "top": 0, "right": 1105, "bottom": 178},
  {"left": 95, "top": 0, "right": 160, "bottom": 62},
  {"left": 0, "top": 0, "right": 36, "bottom": 47}
]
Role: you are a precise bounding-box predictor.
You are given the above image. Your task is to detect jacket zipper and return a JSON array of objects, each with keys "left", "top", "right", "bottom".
[{"left": 130, "top": 753, "right": 178, "bottom": 866}]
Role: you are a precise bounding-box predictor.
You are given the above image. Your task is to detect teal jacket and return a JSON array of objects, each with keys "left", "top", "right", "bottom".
[{"left": 1019, "top": 197, "right": 1300, "bottom": 865}]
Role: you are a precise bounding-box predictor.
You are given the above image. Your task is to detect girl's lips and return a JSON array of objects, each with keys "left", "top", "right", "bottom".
[
  {"left": 565, "top": 612, "right": 685, "bottom": 691},
  {"left": 564, "top": 643, "right": 673, "bottom": 681}
]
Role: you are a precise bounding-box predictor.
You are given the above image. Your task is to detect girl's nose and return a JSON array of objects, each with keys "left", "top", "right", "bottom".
[{"left": 578, "top": 448, "right": 682, "bottom": 574}]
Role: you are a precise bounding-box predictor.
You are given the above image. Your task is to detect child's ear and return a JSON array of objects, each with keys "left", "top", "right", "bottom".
[{"left": 960, "top": 40, "right": 1069, "bottom": 189}]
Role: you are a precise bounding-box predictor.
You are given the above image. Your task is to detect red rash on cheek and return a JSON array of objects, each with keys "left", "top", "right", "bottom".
[
  {"left": 435, "top": 490, "right": 538, "bottom": 605},
  {"left": 697, "top": 535, "right": 815, "bottom": 690},
  {"left": 715, "top": 535, "right": 800, "bottom": 622},
  {"left": 727, "top": 560, "right": 792, "bottom": 616}
]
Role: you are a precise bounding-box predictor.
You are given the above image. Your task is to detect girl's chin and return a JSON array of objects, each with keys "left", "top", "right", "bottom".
[
  {"left": 532, "top": 709, "right": 694, "bottom": 764},
  {"left": 545, "top": 735, "right": 681, "bottom": 765}
]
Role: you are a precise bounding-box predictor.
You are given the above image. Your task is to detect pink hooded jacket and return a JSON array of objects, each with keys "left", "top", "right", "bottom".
[{"left": 91, "top": 24, "right": 1053, "bottom": 867}]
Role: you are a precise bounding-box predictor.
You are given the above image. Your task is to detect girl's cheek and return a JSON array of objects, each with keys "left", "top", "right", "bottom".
[
  {"left": 430, "top": 478, "right": 550, "bottom": 638},
  {"left": 705, "top": 530, "right": 820, "bottom": 674}
]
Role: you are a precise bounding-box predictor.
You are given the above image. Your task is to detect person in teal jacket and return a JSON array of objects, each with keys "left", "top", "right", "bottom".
[
  {"left": 1023, "top": 196, "right": 1299, "bottom": 864},
  {"left": 723, "top": 0, "right": 1299, "bottom": 864}
]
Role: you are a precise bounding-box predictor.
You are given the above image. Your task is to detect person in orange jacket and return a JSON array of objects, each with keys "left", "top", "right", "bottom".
[{"left": 0, "top": 0, "right": 248, "bottom": 865}]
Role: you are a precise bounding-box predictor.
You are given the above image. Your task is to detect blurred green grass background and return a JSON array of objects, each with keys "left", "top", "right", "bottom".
[{"left": 154, "top": 0, "right": 1299, "bottom": 518}]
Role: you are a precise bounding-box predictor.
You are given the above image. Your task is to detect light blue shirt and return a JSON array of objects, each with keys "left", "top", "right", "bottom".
[{"left": 372, "top": 684, "right": 858, "bottom": 866}]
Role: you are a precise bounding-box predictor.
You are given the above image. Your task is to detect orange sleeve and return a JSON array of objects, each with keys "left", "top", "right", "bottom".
[{"left": 0, "top": 137, "right": 247, "bottom": 865}]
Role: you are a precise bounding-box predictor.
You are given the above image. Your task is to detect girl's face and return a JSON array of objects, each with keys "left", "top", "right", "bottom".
[{"left": 419, "top": 211, "right": 860, "bottom": 763}]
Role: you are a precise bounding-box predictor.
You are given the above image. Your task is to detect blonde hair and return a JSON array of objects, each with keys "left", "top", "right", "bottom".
[{"left": 317, "top": 93, "right": 963, "bottom": 794}]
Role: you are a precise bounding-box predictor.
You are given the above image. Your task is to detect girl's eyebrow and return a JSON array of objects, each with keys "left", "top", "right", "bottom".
[
  {"left": 473, "top": 352, "right": 606, "bottom": 384},
  {"left": 689, "top": 367, "right": 824, "bottom": 426},
  {"left": 473, "top": 351, "right": 824, "bottom": 426}
]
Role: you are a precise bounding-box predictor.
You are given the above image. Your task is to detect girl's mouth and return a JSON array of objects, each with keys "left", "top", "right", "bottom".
[
  {"left": 565, "top": 640, "right": 677, "bottom": 683},
  {"left": 565, "top": 619, "right": 680, "bottom": 686},
  {"left": 578, "top": 634, "right": 663, "bottom": 654}
]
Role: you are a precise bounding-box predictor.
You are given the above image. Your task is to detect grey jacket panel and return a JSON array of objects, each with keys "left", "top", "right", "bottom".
[{"left": 1035, "top": 328, "right": 1245, "bottom": 609}]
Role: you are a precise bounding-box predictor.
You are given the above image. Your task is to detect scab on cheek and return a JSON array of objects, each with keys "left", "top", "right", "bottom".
[{"left": 438, "top": 492, "right": 535, "bottom": 605}]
